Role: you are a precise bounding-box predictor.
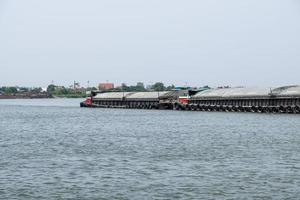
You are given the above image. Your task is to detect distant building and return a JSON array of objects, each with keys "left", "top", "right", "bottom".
[{"left": 98, "top": 83, "right": 114, "bottom": 90}]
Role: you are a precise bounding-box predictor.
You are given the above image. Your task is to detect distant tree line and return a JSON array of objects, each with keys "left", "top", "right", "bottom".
[
  {"left": 0, "top": 82, "right": 209, "bottom": 98},
  {"left": 46, "top": 84, "right": 96, "bottom": 97},
  {"left": 0, "top": 86, "right": 43, "bottom": 94},
  {"left": 117, "top": 82, "right": 175, "bottom": 92}
]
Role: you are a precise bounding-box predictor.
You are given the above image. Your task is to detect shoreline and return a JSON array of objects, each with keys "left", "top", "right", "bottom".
[
  {"left": 0, "top": 95, "right": 52, "bottom": 100},
  {"left": 0, "top": 94, "right": 85, "bottom": 99}
]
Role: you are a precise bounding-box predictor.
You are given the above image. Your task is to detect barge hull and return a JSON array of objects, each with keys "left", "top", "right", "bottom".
[{"left": 81, "top": 98, "right": 300, "bottom": 114}]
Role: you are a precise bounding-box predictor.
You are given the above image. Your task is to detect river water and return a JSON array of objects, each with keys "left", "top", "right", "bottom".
[{"left": 0, "top": 99, "right": 300, "bottom": 199}]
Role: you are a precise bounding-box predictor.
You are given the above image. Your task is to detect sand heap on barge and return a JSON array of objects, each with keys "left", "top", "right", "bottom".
[{"left": 81, "top": 85, "right": 300, "bottom": 114}]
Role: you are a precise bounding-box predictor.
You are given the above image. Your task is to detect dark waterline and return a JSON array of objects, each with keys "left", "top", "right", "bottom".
[{"left": 0, "top": 99, "right": 300, "bottom": 199}]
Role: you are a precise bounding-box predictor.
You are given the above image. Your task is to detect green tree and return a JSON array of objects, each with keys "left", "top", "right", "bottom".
[
  {"left": 121, "top": 83, "right": 129, "bottom": 91},
  {"left": 135, "top": 82, "right": 146, "bottom": 91},
  {"left": 166, "top": 84, "right": 175, "bottom": 91},
  {"left": 31, "top": 87, "right": 42, "bottom": 93},
  {"left": 54, "top": 86, "right": 68, "bottom": 95},
  {"left": 4, "top": 87, "right": 17, "bottom": 94},
  {"left": 151, "top": 82, "right": 165, "bottom": 91},
  {"left": 47, "top": 84, "right": 56, "bottom": 93}
]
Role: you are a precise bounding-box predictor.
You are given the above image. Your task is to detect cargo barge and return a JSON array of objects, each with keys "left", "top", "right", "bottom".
[{"left": 80, "top": 85, "right": 300, "bottom": 114}]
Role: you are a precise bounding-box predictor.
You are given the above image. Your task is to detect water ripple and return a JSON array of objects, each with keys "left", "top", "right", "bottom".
[{"left": 0, "top": 99, "right": 300, "bottom": 199}]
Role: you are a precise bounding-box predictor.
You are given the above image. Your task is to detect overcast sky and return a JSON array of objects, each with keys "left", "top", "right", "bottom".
[{"left": 0, "top": 0, "right": 299, "bottom": 88}]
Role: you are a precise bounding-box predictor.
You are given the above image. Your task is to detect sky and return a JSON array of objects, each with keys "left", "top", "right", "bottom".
[{"left": 0, "top": 0, "right": 300, "bottom": 88}]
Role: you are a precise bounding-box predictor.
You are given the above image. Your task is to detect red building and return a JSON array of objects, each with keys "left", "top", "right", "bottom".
[{"left": 98, "top": 83, "right": 114, "bottom": 90}]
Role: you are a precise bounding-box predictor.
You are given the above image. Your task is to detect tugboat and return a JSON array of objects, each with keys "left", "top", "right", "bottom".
[{"left": 80, "top": 97, "right": 93, "bottom": 107}]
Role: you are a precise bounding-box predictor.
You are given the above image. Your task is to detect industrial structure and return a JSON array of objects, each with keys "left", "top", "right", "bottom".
[
  {"left": 81, "top": 85, "right": 300, "bottom": 114},
  {"left": 98, "top": 83, "right": 114, "bottom": 90}
]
